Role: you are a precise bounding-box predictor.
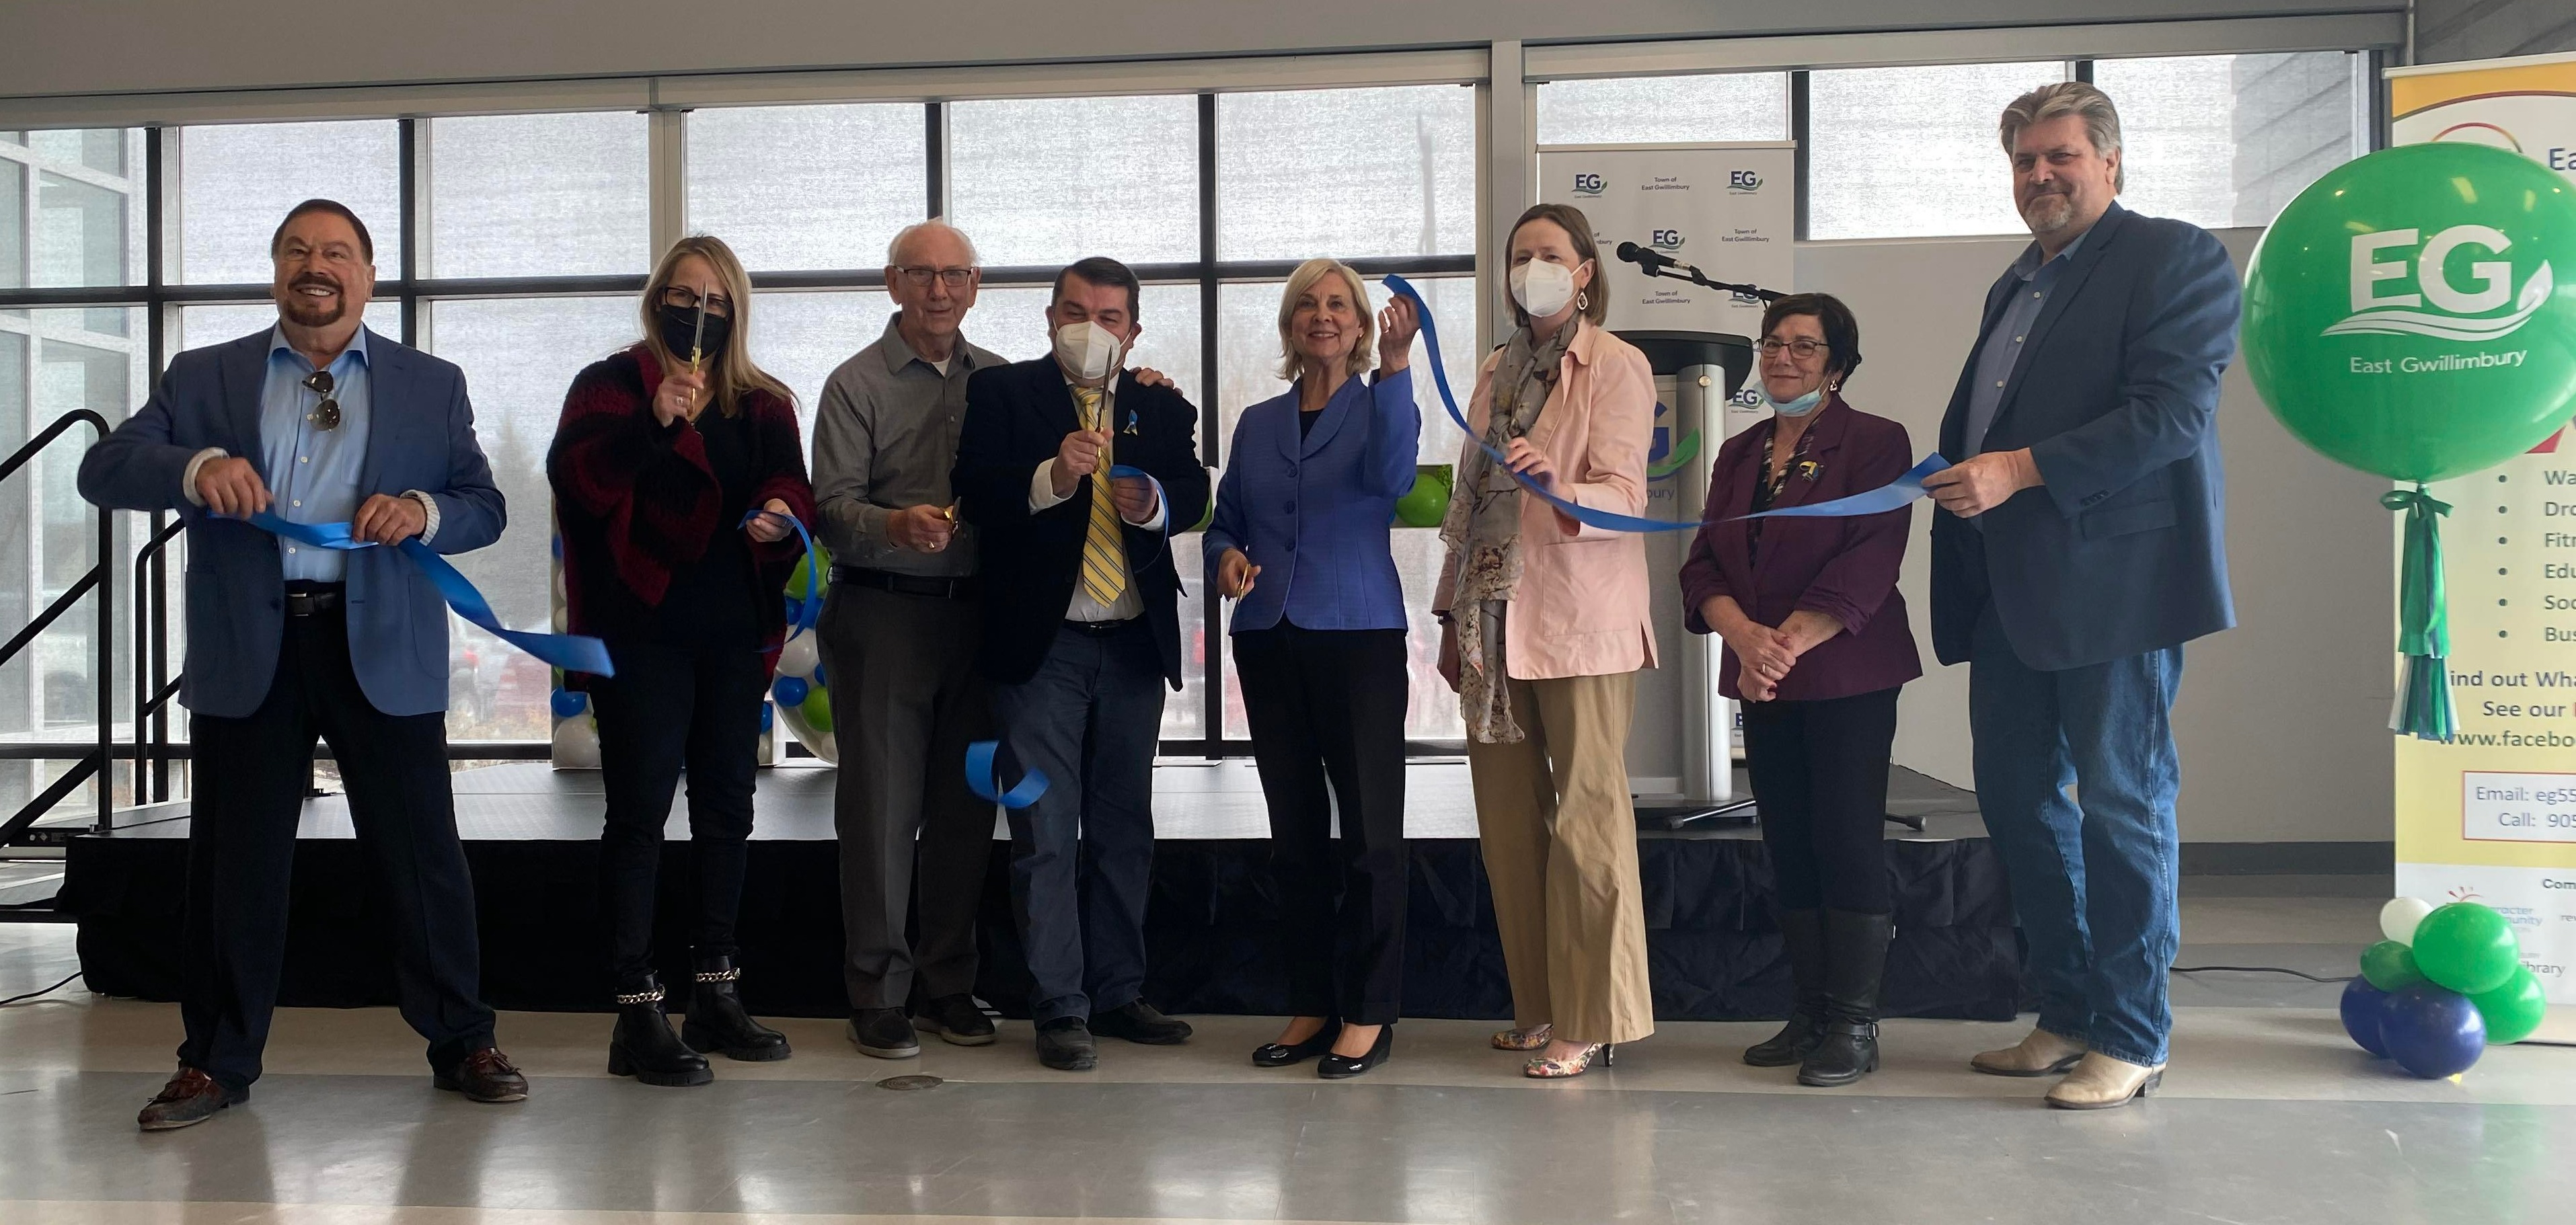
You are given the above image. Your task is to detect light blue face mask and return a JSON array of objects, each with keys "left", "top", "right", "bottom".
[{"left": 1761, "top": 380, "right": 1826, "bottom": 418}]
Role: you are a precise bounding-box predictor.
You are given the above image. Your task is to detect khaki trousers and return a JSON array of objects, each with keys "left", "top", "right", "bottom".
[{"left": 1465, "top": 670, "right": 1654, "bottom": 1045}]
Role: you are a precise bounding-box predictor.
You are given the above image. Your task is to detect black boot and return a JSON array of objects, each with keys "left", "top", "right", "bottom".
[
  {"left": 681, "top": 952, "right": 792, "bottom": 1062},
  {"left": 1799, "top": 910, "right": 1894, "bottom": 1087},
  {"left": 1744, "top": 908, "right": 1827, "bottom": 1067},
  {"left": 608, "top": 975, "right": 714, "bottom": 1087}
]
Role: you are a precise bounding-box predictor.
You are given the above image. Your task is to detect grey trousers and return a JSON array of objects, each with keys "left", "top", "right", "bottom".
[{"left": 818, "top": 582, "right": 996, "bottom": 1011}]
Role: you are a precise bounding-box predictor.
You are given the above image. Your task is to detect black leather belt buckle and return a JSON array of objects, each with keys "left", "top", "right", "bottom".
[
  {"left": 1065, "top": 617, "right": 1138, "bottom": 637},
  {"left": 283, "top": 584, "right": 345, "bottom": 617}
]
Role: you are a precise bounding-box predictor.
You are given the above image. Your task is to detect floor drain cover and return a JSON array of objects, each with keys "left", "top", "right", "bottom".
[{"left": 876, "top": 1074, "right": 944, "bottom": 1091}]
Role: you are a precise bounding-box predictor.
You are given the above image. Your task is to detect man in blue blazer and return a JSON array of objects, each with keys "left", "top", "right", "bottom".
[
  {"left": 78, "top": 200, "right": 525, "bottom": 1130},
  {"left": 1922, "top": 85, "right": 2240, "bottom": 1110}
]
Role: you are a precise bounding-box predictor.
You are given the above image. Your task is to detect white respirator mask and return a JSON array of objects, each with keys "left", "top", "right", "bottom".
[
  {"left": 1053, "top": 319, "right": 1127, "bottom": 383},
  {"left": 1509, "top": 259, "right": 1581, "bottom": 319}
]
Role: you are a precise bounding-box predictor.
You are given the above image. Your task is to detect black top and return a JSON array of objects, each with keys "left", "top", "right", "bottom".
[
  {"left": 652, "top": 404, "right": 759, "bottom": 641},
  {"left": 1298, "top": 406, "right": 1324, "bottom": 438}
]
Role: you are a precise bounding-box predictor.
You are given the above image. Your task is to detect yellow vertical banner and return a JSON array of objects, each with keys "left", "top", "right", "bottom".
[{"left": 2386, "top": 52, "right": 2576, "bottom": 1011}]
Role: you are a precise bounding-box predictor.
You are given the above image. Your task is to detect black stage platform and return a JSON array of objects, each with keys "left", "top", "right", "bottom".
[{"left": 63, "top": 760, "right": 2022, "bottom": 1022}]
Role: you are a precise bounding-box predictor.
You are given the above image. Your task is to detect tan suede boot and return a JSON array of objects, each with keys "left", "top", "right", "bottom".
[
  {"left": 2045, "top": 1052, "right": 2164, "bottom": 1109},
  {"left": 1969, "top": 1026, "right": 2087, "bottom": 1076}
]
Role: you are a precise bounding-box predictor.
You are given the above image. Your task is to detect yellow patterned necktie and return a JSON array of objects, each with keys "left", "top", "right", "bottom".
[{"left": 1071, "top": 385, "right": 1128, "bottom": 606}]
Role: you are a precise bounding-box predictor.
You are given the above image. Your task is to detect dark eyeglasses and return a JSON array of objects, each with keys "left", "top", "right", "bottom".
[
  {"left": 1756, "top": 338, "right": 1829, "bottom": 360},
  {"left": 300, "top": 370, "right": 342, "bottom": 431},
  {"left": 895, "top": 266, "right": 977, "bottom": 288},
  {"left": 660, "top": 286, "right": 733, "bottom": 317}
]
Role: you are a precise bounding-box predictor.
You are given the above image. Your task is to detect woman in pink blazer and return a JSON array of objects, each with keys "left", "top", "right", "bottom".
[{"left": 1433, "top": 203, "right": 1657, "bottom": 1079}]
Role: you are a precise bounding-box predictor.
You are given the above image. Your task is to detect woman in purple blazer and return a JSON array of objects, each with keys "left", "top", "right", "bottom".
[
  {"left": 1207, "top": 258, "right": 1420, "bottom": 1079},
  {"left": 1679, "top": 292, "right": 1921, "bottom": 1088}
]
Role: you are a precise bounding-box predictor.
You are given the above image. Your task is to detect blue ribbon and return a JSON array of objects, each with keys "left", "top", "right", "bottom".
[
  {"left": 1381, "top": 274, "right": 1950, "bottom": 533},
  {"left": 244, "top": 511, "right": 615, "bottom": 676},
  {"left": 743, "top": 506, "right": 822, "bottom": 645},
  {"left": 965, "top": 740, "right": 1049, "bottom": 809},
  {"left": 1106, "top": 464, "right": 1171, "bottom": 541}
]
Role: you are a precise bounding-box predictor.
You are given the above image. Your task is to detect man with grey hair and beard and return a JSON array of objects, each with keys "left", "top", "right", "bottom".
[
  {"left": 814, "top": 219, "right": 1009, "bottom": 1060},
  {"left": 1920, "top": 81, "right": 2240, "bottom": 1109}
]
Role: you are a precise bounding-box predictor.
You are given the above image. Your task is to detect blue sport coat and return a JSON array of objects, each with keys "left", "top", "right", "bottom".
[
  {"left": 77, "top": 327, "right": 506, "bottom": 719},
  {"left": 1930, "top": 202, "right": 2240, "bottom": 671},
  {"left": 1205, "top": 369, "right": 1419, "bottom": 633}
]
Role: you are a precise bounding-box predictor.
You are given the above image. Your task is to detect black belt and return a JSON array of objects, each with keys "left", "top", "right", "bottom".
[
  {"left": 831, "top": 565, "right": 979, "bottom": 600},
  {"left": 1063, "top": 617, "right": 1141, "bottom": 637},
  {"left": 283, "top": 582, "right": 345, "bottom": 617}
]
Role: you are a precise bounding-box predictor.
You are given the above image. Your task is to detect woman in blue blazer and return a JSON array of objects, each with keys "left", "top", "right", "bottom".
[{"left": 1208, "top": 258, "right": 1420, "bottom": 1079}]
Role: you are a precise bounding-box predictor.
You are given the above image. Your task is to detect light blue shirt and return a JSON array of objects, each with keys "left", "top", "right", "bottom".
[
  {"left": 1963, "top": 228, "right": 2090, "bottom": 458},
  {"left": 260, "top": 325, "right": 373, "bottom": 582}
]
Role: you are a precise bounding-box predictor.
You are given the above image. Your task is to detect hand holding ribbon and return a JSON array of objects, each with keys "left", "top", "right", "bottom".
[{"left": 741, "top": 506, "right": 823, "bottom": 647}]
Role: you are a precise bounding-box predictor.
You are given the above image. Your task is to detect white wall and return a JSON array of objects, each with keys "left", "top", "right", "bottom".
[
  {"left": 0, "top": 0, "right": 2388, "bottom": 100},
  {"left": 1797, "top": 227, "right": 2393, "bottom": 842}
]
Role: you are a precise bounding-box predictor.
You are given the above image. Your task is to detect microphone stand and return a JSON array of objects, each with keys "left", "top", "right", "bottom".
[{"left": 1634, "top": 260, "right": 1786, "bottom": 304}]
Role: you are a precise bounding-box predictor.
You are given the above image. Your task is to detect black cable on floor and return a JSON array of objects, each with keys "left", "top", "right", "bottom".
[
  {"left": 2171, "top": 964, "right": 2355, "bottom": 984},
  {"left": 0, "top": 972, "right": 81, "bottom": 1006}
]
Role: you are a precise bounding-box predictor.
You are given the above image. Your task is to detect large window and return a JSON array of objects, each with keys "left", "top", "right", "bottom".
[
  {"left": 1808, "top": 61, "right": 2072, "bottom": 241},
  {"left": 1535, "top": 73, "right": 1792, "bottom": 145},
  {"left": 2092, "top": 52, "right": 2367, "bottom": 230}
]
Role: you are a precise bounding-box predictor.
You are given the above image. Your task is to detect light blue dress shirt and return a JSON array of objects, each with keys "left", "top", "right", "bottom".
[
  {"left": 1962, "top": 228, "right": 2090, "bottom": 457},
  {"left": 260, "top": 325, "right": 373, "bottom": 582}
]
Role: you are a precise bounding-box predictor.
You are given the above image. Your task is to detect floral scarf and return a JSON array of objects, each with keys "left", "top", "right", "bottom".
[{"left": 1441, "top": 321, "right": 1572, "bottom": 744}]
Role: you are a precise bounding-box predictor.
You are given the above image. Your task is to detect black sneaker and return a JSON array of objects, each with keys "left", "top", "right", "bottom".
[
  {"left": 1090, "top": 999, "right": 1192, "bottom": 1045},
  {"left": 915, "top": 994, "right": 998, "bottom": 1046},
  {"left": 1036, "top": 1017, "right": 1097, "bottom": 1071},
  {"left": 847, "top": 1007, "right": 921, "bottom": 1059}
]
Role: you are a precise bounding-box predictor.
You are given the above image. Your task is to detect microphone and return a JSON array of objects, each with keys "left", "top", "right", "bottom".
[{"left": 1616, "top": 241, "right": 1677, "bottom": 273}]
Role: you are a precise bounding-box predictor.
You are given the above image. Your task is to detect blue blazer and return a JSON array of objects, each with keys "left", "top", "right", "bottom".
[
  {"left": 77, "top": 328, "right": 506, "bottom": 719},
  {"left": 1205, "top": 369, "right": 1419, "bottom": 633},
  {"left": 1930, "top": 202, "right": 2240, "bottom": 671}
]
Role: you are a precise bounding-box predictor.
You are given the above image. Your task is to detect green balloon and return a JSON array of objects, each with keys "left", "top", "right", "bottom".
[
  {"left": 1394, "top": 465, "right": 1453, "bottom": 528},
  {"left": 2242, "top": 142, "right": 2576, "bottom": 481},
  {"left": 2471, "top": 965, "right": 2547, "bottom": 1045},
  {"left": 800, "top": 686, "right": 833, "bottom": 736},
  {"left": 787, "top": 542, "right": 835, "bottom": 601},
  {"left": 2360, "top": 939, "right": 2427, "bottom": 992},
  {"left": 2411, "top": 902, "right": 2522, "bottom": 996}
]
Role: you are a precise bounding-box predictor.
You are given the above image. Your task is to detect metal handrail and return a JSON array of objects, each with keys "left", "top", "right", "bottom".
[
  {"left": 132, "top": 514, "right": 182, "bottom": 805},
  {"left": 1, "top": 409, "right": 114, "bottom": 846}
]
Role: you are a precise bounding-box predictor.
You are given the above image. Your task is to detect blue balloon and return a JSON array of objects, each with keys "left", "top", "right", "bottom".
[
  {"left": 773, "top": 675, "right": 808, "bottom": 707},
  {"left": 783, "top": 596, "right": 805, "bottom": 626},
  {"left": 549, "top": 688, "right": 586, "bottom": 719},
  {"left": 550, "top": 534, "right": 563, "bottom": 559},
  {"left": 2381, "top": 983, "right": 2487, "bottom": 1078},
  {"left": 759, "top": 702, "right": 774, "bottom": 733},
  {"left": 814, "top": 662, "right": 827, "bottom": 689},
  {"left": 2339, "top": 978, "right": 2392, "bottom": 1058}
]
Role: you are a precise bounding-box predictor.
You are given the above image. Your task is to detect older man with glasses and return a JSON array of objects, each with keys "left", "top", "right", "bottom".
[{"left": 813, "top": 219, "right": 1011, "bottom": 1059}]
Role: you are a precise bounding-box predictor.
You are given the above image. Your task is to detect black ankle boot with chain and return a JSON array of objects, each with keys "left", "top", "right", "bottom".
[
  {"left": 681, "top": 952, "right": 792, "bottom": 1062},
  {"left": 608, "top": 974, "right": 714, "bottom": 1087}
]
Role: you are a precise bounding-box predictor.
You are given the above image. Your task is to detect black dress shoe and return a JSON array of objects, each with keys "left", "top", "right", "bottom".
[
  {"left": 1254, "top": 1019, "right": 1341, "bottom": 1068},
  {"left": 1090, "top": 999, "right": 1192, "bottom": 1045},
  {"left": 138, "top": 1068, "right": 246, "bottom": 1132},
  {"left": 848, "top": 1006, "right": 921, "bottom": 1059},
  {"left": 607, "top": 976, "right": 714, "bottom": 1088},
  {"left": 434, "top": 1048, "right": 531, "bottom": 1103},
  {"left": 681, "top": 953, "right": 792, "bottom": 1062},
  {"left": 1318, "top": 1025, "right": 1395, "bottom": 1080},
  {"left": 1036, "top": 1017, "right": 1097, "bottom": 1071},
  {"left": 915, "top": 994, "right": 998, "bottom": 1046}
]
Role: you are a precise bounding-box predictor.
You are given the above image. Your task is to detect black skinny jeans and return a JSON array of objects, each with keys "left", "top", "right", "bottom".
[
  {"left": 1740, "top": 685, "right": 1901, "bottom": 914},
  {"left": 591, "top": 631, "right": 770, "bottom": 990},
  {"left": 1234, "top": 622, "right": 1410, "bottom": 1025}
]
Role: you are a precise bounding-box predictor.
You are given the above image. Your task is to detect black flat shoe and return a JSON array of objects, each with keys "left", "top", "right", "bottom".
[
  {"left": 1318, "top": 1025, "right": 1394, "bottom": 1080},
  {"left": 1090, "top": 999, "right": 1192, "bottom": 1045},
  {"left": 1253, "top": 1019, "right": 1342, "bottom": 1068}
]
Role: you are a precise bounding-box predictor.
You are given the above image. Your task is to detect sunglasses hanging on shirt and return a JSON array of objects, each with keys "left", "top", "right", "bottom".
[{"left": 300, "top": 370, "right": 342, "bottom": 431}]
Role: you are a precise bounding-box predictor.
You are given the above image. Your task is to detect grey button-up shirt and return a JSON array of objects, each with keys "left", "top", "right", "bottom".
[
  {"left": 811, "top": 311, "right": 1006, "bottom": 578},
  {"left": 1963, "top": 227, "right": 2090, "bottom": 458}
]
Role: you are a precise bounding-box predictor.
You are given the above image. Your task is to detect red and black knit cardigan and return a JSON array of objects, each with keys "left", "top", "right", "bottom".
[{"left": 545, "top": 344, "right": 817, "bottom": 680}]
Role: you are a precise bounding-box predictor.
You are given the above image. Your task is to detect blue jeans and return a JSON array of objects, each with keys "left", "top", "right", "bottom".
[
  {"left": 992, "top": 621, "right": 1167, "bottom": 1025},
  {"left": 1970, "top": 606, "right": 2183, "bottom": 1068}
]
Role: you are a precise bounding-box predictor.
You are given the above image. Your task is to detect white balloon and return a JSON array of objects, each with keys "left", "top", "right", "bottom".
[
  {"left": 551, "top": 717, "right": 601, "bottom": 770},
  {"left": 775, "top": 631, "right": 821, "bottom": 679},
  {"left": 2380, "top": 896, "right": 2435, "bottom": 945},
  {"left": 550, "top": 606, "right": 569, "bottom": 634}
]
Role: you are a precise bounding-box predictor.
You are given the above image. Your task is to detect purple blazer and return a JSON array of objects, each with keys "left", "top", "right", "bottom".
[{"left": 1679, "top": 397, "right": 1922, "bottom": 703}]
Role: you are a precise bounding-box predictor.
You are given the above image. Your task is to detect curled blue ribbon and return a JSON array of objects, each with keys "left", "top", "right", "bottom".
[
  {"left": 965, "top": 740, "right": 1049, "bottom": 809},
  {"left": 244, "top": 511, "right": 615, "bottom": 676},
  {"left": 1382, "top": 274, "right": 1951, "bottom": 533},
  {"left": 742, "top": 506, "right": 822, "bottom": 646}
]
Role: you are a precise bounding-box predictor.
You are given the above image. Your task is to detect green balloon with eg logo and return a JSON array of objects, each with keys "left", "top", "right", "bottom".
[{"left": 2242, "top": 141, "right": 2576, "bottom": 482}]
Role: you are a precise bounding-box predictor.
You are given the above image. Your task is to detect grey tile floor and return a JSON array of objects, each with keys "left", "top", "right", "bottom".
[{"left": 5, "top": 897, "right": 2573, "bottom": 1225}]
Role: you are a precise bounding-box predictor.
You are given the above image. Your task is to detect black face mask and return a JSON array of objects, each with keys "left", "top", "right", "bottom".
[{"left": 656, "top": 301, "right": 733, "bottom": 366}]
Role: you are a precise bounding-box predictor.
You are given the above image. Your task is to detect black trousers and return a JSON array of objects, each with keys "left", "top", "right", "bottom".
[
  {"left": 1740, "top": 686, "right": 1901, "bottom": 914},
  {"left": 992, "top": 621, "right": 1166, "bottom": 1025},
  {"left": 183, "top": 606, "right": 494, "bottom": 1091},
  {"left": 1233, "top": 623, "right": 1410, "bottom": 1025},
  {"left": 589, "top": 631, "right": 770, "bottom": 990}
]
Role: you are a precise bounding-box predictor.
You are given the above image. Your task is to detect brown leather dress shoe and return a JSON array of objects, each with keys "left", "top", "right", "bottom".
[
  {"left": 434, "top": 1048, "right": 530, "bottom": 1103},
  {"left": 138, "top": 1068, "right": 246, "bottom": 1132}
]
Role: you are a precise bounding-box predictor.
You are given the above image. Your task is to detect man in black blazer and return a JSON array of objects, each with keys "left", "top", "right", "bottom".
[{"left": 952, "top": 256, "right": 1211, "bottom": 1071}]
